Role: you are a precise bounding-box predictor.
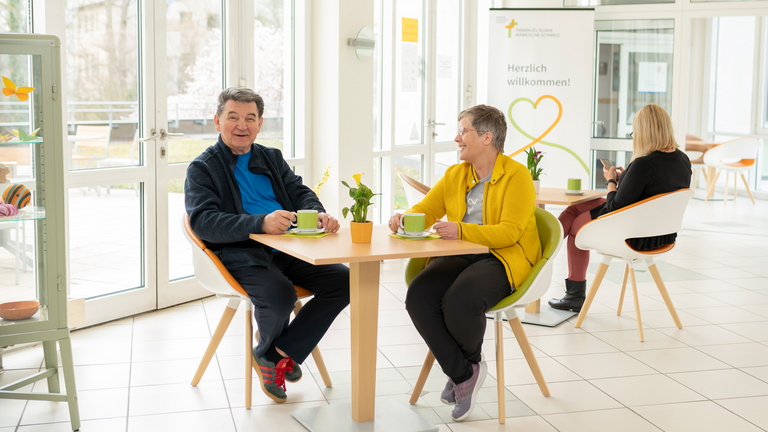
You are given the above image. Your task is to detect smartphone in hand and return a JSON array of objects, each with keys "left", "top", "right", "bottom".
[{"left": 600, "top": 158, "right": 613, "bottom": 169}]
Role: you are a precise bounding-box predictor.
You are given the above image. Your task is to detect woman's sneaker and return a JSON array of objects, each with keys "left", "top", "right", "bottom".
[
  {"left": 253, "top": 354, "right": 289, "bottom": 403},
  {"left": 440, "top": 378, "right": 455, "bottom": 404},
  {"left": 451, "top": 361, "right": 487, "bottom": 421}
]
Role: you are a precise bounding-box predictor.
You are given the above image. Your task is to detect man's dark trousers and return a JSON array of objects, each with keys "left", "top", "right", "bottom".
[{"left": 229, "top": 250, "right": 350, "bottom": 363}]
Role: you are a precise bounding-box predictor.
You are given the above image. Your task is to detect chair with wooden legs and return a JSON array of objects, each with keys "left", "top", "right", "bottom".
[
  {"left": 407, "top": 207, "right": 562, "bottom": 423},
  {"left": 703, "top": 138, "right": 760, "bottom": 204},
  {"left": 182, "top": 214, "right": 332, "bottom": 409},
  {"left": 573, "top": 189, "right": 694, "bottom": 341}
]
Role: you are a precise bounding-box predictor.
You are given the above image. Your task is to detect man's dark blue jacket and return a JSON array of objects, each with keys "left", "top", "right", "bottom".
[{"left": 184, "top": 137, "right": 324, "bottom": 270}]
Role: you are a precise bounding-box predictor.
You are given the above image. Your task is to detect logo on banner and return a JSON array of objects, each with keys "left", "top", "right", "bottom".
[
  {"left": 508, "top": 95, "right": 589, "bottom": 174},
  {"left": 505, "top": 19, "right": 518, "bottom": 37}
]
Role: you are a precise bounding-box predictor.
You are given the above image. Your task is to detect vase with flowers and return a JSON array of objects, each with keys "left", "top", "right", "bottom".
[
  {"left": 525, "top": 146, "right": 544, "bottom": 194},
  {"left": 342, "top": 173, "right": 381, "bottom": 243}
]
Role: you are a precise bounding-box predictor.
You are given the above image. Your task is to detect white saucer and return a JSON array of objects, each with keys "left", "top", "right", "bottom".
[
  {"left": 397, "top": 231, "right": 430, "bottom": 239},
  {"left": 562, "top": 190, "right": 585, "bottom": 196},
  {"left": 291, "top": 228, "right": 325, "bottom": 235}
]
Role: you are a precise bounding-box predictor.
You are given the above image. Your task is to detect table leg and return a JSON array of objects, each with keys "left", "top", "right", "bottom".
[{"left": 350, "top": 261, "right": 381, "bottom": 423}]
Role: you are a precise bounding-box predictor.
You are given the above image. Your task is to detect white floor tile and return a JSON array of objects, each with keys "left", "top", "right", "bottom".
[
  {"left": 592, "top": 328, "right": 688, "bottom": 351},
  {"left": 715, "top": 396, "right": 768, "bottom": 431},
  {"left": 743, "top": 365, "right": 768, "bottom": 383},
  {"left": 543, "top": 408, "right": 661, "bottom": 432},
  {"left": 705, "top": 291, "right": 768, "bottom": 306},
  {"left": 487, "top": 357, "right": 582, "bottom": 386},
  {"left": 633, "top": 400, "right": 764, "bottom": 432},
  {"left": 508, "top": 380, "right": 622, "bottom": 415},
  {"left": 683, "top": 306, "right": 768, "bottom": 324},
  {"left": 590, "top": 374, "right": 706, "bottom": 406},
  {"left": 231, "top": 402, "right": 329, "bottom": 432},
  {"left": 697, "top": 343, "right": 768, "bottom": 368},
  {"left": 668, "top": 369, "right": 768, "bottom": 399},
  {"left": 446, "top": 416, "right": 557, "bottom": 431},
  {"left": 17, "top": 417, "right": 126, "bottom": 432},
  {"left": 526, "top": 333, "right": 618, "bottom": 357},
  {"left": 128, "top": 409, "right": 235, "bottom": 432},
  {"left": 21, "top": 387, "right": 128, "bottom": 424},
  {"left": 656, "top": 324, "right": 752, "bottom": 346},
  {"left": 128, "top": 381, "right": 229, "bottom": 416},
  {"left": 720, "top": 322, "right": 768, "bottom": 342},
  {"left": 131, "top": 357, "right": 221, "bottom": 386},
  {"left": 553, "top": 352, "right": 657, "bottom": 379},
  {"left": 627, "top": 347, "right": 730, "bottom": 373}
]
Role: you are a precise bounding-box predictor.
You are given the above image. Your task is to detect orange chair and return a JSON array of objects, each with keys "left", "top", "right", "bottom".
[{"left": 182, "top": 214, "right": 332, "bottom": 408}]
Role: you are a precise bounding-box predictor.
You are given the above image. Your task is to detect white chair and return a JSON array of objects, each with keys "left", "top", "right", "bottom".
[
  {"left": 398, "top": 173, "right": 429, "bottom": 208},
  {"left": 573, "top": 189, "right": 694, "bottom": 341},
  {"left": 181, "top": 214, "right": 332, "bottom": 408},
  {"left": 70, "top": 124, "right": 112, "bottom": 164},
  {"left": 407, "top": 208, "right": 562, "bottom": 423},
  {"left": 703, "top": 138, "right": 760, "bottom": 204}
]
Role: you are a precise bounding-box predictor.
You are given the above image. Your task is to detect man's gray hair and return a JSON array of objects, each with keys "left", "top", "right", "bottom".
[
  {"left": 216, "top": 87, "right": 265, "bottom": 118},
  {"left": 457, "top": 105, "right": 507, "bottom": 153}
]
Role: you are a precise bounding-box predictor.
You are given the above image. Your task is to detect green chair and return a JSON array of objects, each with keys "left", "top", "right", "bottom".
[{"left": 407, "top": 207, "right": 562, "bottom": 423}]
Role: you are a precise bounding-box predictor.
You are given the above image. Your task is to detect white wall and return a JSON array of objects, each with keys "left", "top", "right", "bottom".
[{"left": 310, "top": 0, "right": 375, "bottom": 225}]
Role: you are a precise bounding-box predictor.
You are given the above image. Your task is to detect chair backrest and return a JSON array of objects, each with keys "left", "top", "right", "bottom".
[
  {"left": 74, "top": 125, "right": 112, "bottom": 148},
  {"left": 181, "top": 213, "right": 249, "bottom": 297},
  {"left": 399, "top": 173, "right": 430, "bottom": 208},
  {"left": 575, "top": 189, "right": 694, "bottom": 260},
  {"left": 489, "top": 207, "right": 564, "bottom": 311},
  {"left": 703, "top": 138, "right": 760, "bottom": 170}
]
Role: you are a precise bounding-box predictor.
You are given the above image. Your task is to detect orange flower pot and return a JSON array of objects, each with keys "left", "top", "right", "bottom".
[{"left": 350, "top": 221, "right": 373, "bottom": 243}]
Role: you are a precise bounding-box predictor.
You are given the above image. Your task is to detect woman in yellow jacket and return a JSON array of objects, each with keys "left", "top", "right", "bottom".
[{"left": 388, "top": 105, "right": 541, "bottom": 421}]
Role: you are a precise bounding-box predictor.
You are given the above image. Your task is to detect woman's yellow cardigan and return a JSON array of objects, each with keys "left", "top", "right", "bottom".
[{"left": 408, "top": 153, "right": 541, "bottom": 288}]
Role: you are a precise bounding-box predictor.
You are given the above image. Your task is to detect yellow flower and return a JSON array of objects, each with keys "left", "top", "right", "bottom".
[{"left": 353, "top": 173, "right": 364, "bottom": 187}]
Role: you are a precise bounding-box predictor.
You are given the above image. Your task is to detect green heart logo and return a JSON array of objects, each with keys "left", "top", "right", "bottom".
[{"left": 508, "top": 95, "right": 589, "bottom": 174}]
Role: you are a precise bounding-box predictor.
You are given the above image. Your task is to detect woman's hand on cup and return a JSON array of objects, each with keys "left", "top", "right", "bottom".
[
  {"left": 433, "top": 220, "right": 459, "bottom": 240},
  {"left": 263, "top": 210, "right": 296, "bottom": 234},
  {"left": 388, "top": 213, "right": 403, "bottom": 233},
  {"left": 318, "top": 212, "right": 340, "bottom": 233}
]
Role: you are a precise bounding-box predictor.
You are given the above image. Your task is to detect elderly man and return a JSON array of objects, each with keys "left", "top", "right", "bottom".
[{"left": 185, "top": 87, "right": 350, "bottom": 403}]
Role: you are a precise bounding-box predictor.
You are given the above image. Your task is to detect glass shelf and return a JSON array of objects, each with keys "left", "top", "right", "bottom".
[
  {"left": 0, "top": 139, "right": 43, "bottom": 146},
  {"left": 0, "top": 206, "right": 45, "bottom": 222},
  {"left": 0, "top": 307, "right": 47, "bottom": 326}
]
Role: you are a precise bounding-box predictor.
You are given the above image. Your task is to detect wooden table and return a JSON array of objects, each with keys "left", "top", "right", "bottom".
[
  {"left": 525, "top": 188, "right": 607, "bottom": 327},
  {"left": 685, "top": 140, "right": 721, "bottom": 200},
  {"left": 250, "top": 226, "right": 487, "bottom": 432}
]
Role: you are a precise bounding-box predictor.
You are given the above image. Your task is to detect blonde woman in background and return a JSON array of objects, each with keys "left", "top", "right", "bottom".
[{"left": 548, "top": 104, "right": 692, "bottom": 312}]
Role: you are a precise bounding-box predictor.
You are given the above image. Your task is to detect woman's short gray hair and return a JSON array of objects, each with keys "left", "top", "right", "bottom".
[
  {"left": 216, "top": 87, "right": 265, "bottom": 118},
  {"left": 458, "top": 105, "right": 507, "bottom": 153}
]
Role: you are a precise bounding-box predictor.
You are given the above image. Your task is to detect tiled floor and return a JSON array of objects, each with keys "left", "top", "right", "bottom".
[{"left": 2, "top": 196, "right": 768, "bottom": 431}]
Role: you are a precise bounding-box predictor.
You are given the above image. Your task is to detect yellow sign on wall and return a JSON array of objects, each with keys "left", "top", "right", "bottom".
[{"left": 402, "top": 18, "right": 418, "bottom": 43}]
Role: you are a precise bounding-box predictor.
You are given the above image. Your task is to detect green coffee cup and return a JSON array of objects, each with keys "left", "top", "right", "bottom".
[
  {"left": 294, "top": 210, "right": 319, "bottom": 231},
  {"left": 567, "top": 178, "right": 582, "bottom": 191},
  {"left": 401, "top": 213, "right": 426, "bottom": 235}
]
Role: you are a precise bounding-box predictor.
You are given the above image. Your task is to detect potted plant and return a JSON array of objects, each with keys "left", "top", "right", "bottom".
[
  {"left": 525, "top": 146, "right": 544, "bottom": 194},
  {"left": 342, "top": 173, "right": 380, "bottom": 243}
]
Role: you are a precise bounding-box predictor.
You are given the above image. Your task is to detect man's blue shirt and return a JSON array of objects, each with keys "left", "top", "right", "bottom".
[{"left": 235, "top": 151, "right": 282, "bottom": 215}]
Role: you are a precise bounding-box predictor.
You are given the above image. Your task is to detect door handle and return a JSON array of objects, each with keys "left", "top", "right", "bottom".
[
  {"left": 159, "top": 129, "right": 185, "bottom": 141},
  {"left": 139, "top": 128, "right": 161, "bottom": 142},
  {"left": 425, "top": 120, "right": 445, "bottom": 126}
]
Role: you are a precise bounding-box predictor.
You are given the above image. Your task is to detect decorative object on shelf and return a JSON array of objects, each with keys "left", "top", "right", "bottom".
[
  {"left": 342, "top": 172, "right": 380, "bottom": 243},
  {"left": 12, "top": 127, "right": 40, "bottom": 142},
  {"left": 2, "top": 183, "right": 31, "bottom": 209},
  {"left": 0, "top": 163, "right": 9, "bottom": 183},
  {"left": 2, "top": 76, "right": 34, "bottom": 102},
  {"left": 0, "top": 203, "right": 18, "bottom": 217},
  {"left": 0, "top": 132, "right": 12, "bottom": 142},
  {"left": 313, "top": 165, "right": 332, "bottom": 195},
  {"left": 525, "top": 146, "right": 544, "bottom": 194},
  {"left": 0, "top": 300, "right": 40, "bottom": 320}
]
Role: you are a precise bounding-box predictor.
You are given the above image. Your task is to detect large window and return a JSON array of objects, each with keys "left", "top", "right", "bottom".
[{"left": 0, "top": 0, "right": 29, "bottom": 33}]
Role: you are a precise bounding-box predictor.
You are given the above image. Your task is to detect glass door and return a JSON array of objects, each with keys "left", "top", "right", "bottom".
[
  {"left": 155, "top": 0, "right": 224, "bottom": 308},
  {"left": 376, "top": 0, "right": 463, "bottom": 221}
]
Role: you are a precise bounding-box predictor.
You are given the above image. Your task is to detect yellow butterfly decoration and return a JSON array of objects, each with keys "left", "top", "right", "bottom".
[
  {"left": 12, "top": 128, "right": 40, "bottom": 142},
  {"left": 0, "top": 133, "right": 12, "bottom": 143},
  {"left": 2, "top": 76, "right": 35, "bottom": 102}
]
